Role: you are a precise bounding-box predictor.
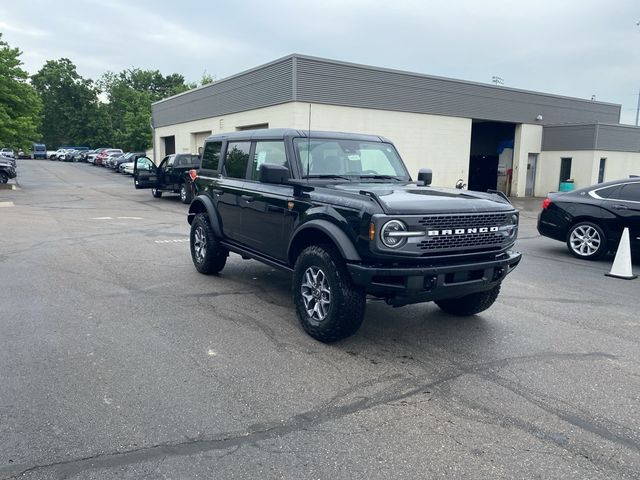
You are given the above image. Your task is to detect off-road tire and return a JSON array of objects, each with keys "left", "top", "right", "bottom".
[
  {"left": 190, "top": 213, "right": 227, "bottom": 274},
  {"left": 435, "top": 284, "right": 501, "bottom": 316},
  {"left": 180, "top": 183, "right": 192, "bottom": 204},
  {"left": 293, "top": 244, "right": 366, "bottom": 343},
  {"left": 0, "top": 172, "right": 7, "bottom": 184},
  {"left": 151, "top": 188, "right": 162, "bottom": 198},
  {"left": 566, "top": 221, "right": 607, "bottom": 260}
]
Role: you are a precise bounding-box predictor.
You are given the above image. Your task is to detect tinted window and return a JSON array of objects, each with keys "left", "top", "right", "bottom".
[
  {"left": 201, "top": 142, "right": 221, "bottom": 171},
  {"left": 250, "top": 141, "right": 287, "bottom": 181},
  {"left": 223, "top": 142, "right": 251, "bottom": 179},
  {"left": 136, "top": 157, "right": 154, "bottom": 171},
  {"left": 595, "top": 185, "right": 620, "bottom": 199},
  {"left": 167, "top": 156, "right": 175, "bottom": 167},
  {"left": 615, "top": 183, "right": 640, "bottom": 202}
]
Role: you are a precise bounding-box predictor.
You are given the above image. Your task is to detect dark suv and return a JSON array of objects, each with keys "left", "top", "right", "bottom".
[
  {"left": 187, "top": 129, "right": 521, "bottom": 342},
  {"left": 134, "top": 153, "right": 201, "bottom": 203}
]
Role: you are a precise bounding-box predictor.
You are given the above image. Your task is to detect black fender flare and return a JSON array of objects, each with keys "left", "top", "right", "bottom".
[
  {"left": 288, "top": 219, "right": 362, "bottom": 263},
  {"left": 188, "top": 195, "right": 223, "bottom": 238}
]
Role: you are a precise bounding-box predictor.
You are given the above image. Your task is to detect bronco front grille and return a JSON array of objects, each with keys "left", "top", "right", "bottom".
[{"left": 414, "top": 212, "right": 514, "bottom": 253}]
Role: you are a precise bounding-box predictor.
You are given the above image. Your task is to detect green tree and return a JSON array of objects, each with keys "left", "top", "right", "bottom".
[
  {"left": 100, "top": 68, "right": 191, "bottom": 151},
  {"left": 0, "top": 33, "right": 41, "bottom": 151},
  {"left": 31, "top": 58, "right": 101, "bottom": 147}
]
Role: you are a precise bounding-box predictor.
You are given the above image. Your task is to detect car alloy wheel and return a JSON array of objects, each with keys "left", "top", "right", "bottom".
[
  {"left": 569, "top": 224, "right": 601, "bottom": 257},
  {"left": 180, "top": 186, "right": 187, "bottom": 202},
  {"left": 300, "top": 266, "right": 331, "bottom": 321},
  {"left": 193, "top": 225, "right": 207, "bottom": 263}
]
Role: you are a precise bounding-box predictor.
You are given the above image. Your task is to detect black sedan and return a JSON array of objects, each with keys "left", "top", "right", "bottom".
[{"left": 537, "top": 178, "right": 640, "bottom": 260}]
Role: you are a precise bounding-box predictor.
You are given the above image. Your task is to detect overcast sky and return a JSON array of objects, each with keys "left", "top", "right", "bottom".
[{"left": 2, "top": 0, "right": 639, "bottom": 123}]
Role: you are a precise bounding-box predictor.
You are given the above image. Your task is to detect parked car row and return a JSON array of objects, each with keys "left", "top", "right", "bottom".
[{"left": 0, "top": 156, "right": 17, "bottom": 183}]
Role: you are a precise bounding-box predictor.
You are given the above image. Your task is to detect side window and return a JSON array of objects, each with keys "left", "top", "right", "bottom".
[
  {"left": 167, "top": 156, "right": 175, "bottom": 167},
  {"left": 137, "top": 157, "right": 154, "bottom": 171},
  {"left": 223, "top": 142, "right": 251, "bottom": 179},
  {"left": 250, "top": 141, "right": 287, "bottom": 181},
  {"left": 595, "top": 185, "right": 621, "bottom": 199},
  {"left": 615, "top": 183, "right": 640, "bottom": 202},
  {"left": 201, "top": 141, "right": 221, "bottom": 171}
]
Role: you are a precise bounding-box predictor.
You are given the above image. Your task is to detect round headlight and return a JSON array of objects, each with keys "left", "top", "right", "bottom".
[{"left": 381, "top": 220, "right": 408, "bottom": 248}]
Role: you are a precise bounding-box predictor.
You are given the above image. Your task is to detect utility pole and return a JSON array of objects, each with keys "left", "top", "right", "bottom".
[
  {"left": 636, "top": 88, "right": 640, "bottom": 126},
  {"left": 492, "top": 76, "right": 504, "bottom": 86}
]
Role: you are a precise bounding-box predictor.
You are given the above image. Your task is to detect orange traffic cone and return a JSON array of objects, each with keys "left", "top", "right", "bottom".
[{"left": 605, "top": 227, "right": 637, "bottom": 280}]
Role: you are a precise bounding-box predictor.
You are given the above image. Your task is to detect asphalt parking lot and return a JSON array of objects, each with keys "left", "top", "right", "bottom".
[{"left": 0, "top": 160, "right": 638, "bottom": 479}]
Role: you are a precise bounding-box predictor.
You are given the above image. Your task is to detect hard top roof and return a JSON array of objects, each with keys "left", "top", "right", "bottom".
[{"left": 204, "top": 128, "right": 391, "bottom": 144}]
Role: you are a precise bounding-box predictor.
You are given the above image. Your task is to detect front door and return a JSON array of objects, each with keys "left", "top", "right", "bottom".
[
  {"left": 133, "top": 157, "right": 159, "bottom": 189},
  {"left": 525, "top": 153, "right": 537, "bottom": 197},
  {"left": 605, "top": 182, "right": 640, "bottom": 249}
]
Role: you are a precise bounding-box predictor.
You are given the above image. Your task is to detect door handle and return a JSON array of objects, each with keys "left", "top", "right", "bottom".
[
  {"left": 611, "top": 204, "right": 628, "bottom": 210},
  {"left": 241, "top": 195, "right": 255, "bottom": 203}
]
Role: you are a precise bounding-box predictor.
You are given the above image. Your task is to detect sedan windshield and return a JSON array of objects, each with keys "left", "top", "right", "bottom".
[{"left": 294, "top": 139, "right": 410, "bottom": 180}]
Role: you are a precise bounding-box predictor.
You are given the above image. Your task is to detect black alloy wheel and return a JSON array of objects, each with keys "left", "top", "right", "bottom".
[
  {"left": 292, "top": 244, "right": 366, "bottom": 343},
  {"left": 190, "top": 213, "right": 228, "bottom": 274}
]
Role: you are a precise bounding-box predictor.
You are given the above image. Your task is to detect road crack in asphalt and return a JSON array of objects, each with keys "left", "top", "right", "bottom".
[{"left": 0, "top": 351, "right": 620, "bottom": 479}]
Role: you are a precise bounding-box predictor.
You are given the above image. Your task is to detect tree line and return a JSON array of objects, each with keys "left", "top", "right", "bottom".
[{"left": 0, "top": 33, "right": 211, "bottom": 152}]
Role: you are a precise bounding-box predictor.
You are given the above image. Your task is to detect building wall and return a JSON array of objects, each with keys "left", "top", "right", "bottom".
[
  {"left": 153, "top": 101, "right": 473, "bottom": 187},
  {"left": 291, "top": 102, "right": 472, "bottom": 187},
  {"left": 152, "top": 103, "right": 297, "bottom": 162},
  {"left": 512, "top": 124, "right": 543, "bottom": 197},
  {"left": 537, "top": 150, "right": 640, "bottom": 195}
]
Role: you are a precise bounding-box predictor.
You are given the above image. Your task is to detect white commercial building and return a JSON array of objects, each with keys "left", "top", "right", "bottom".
[{"left": 151, "top": 55, "right": 639, "bottom": 197}]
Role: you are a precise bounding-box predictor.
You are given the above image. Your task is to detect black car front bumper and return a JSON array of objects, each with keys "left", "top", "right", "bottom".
[{"left": 347, "top": 250, "right": 522, "bottom": 307}]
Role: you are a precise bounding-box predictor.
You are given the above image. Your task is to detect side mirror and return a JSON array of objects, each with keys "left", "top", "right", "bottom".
[
  {"left": 417, "top": 168, "right": 432, "bottom": 186},
  {"left": 259, "top": 163, "right": 290, "bottom": 184}
]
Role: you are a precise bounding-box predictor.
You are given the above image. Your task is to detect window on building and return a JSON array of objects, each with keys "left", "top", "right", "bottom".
[
  {"left": 201, "top": 141, "right": 222, "bottom": 171},
  {"left": 559, "top": 157, "right": 572, "bottom": 183},
  {"left": 598, "top": 158, "right": 606, "bottom": 184},
  {"left": 223, "top": 142, "right": 251, "bottom": 179},
  {"left": 250, "top": 141, "right": 288, "bottom": 181},
  {"left": 236, "top": 123, "right": 269, "bottom": 131}
]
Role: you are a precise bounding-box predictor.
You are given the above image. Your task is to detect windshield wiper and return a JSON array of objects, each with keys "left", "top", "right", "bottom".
[
  {"left": 305, "top": 175, "right": 353, "bottom": 181},
  {"left": 357, "top": 175, "right": 403, "bottom": 181}
]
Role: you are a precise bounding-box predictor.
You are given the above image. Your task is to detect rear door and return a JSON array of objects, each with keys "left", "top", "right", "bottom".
[
  {"left": 133, "top": 157, "right": 159, "bottom": 189},
  {"left": 605, "top": 182, "right": 640, "bottom": 247},
  {"left": 217, "top": 141, "right": 251, "bottom": 241}
]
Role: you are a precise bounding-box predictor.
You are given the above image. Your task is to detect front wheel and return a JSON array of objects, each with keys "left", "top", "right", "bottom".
[
  {"left": 0, "top": 172, "right": 8, "bottom": 184},
  {"left": 293, "top": 245, "right": 366, "bottom": 343},
  {"left": 190, "top": 213, "right": 227, "bottom": 274},
  {"left": 180, "top": 183, "right": 192, "bottom": 204},
  {"left": 151, "top": 188, "right": 162, "bottom": 198},
  {"left": 435, "top": 284, "right": 501, "bottom": 316},
  {"left": 566, "top": 222, "right": 607, "bottom": 260}
]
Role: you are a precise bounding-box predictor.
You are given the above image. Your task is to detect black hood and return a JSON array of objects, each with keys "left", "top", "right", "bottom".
[{"left": 329, "top": 183, "right": 514, "bottom": 214}]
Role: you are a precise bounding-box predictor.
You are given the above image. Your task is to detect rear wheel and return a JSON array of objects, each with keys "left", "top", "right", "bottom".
[
  {"left": 0, "top": 172, "right": 7, "bottom": 184},
  {"left": 151, "top": 188, "right": 162, "bottom": 198},
  {"left": 566, "top": 222, "right": 607, "bottom": 260},
  {"left": 293, "top": 245, "right": 366, "bottom": 343},
  {"left": 190, "top": 213, "right": 227, "bottom": 274},
  {"left": 435, "top": 284, "right": 501, "bottom": 316}
]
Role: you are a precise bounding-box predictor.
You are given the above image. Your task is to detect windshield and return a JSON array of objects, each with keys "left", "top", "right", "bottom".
[{"left": 294, "top": 139, "right": 410, "bottom": 180}]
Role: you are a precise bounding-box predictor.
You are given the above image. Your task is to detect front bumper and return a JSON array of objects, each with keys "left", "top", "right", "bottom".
[{"left": 347, "top": 250, "right": 521, "bottom": 307}]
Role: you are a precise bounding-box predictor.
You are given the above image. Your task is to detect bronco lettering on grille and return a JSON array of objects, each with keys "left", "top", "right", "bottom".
[{"left": 427, "top": 226, "right": 500, "bottom": 236}]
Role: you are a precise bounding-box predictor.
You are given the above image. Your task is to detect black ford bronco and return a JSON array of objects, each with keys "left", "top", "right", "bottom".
[
  {"left": 187, "top": 129, "right": 521, "bottom": 342},
  {"left": 134, "top": 153, "right": 201, "bottom": 203}
]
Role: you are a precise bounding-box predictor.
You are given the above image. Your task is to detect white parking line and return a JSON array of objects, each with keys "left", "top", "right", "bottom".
[
  {"left": 155, "top": 239, "right": 189, "bottom": 244},
  {"left": 0, "top": 202, "right": 14, "bottom": 208},
  {"left": 91, "top": 216, "right": 144, "bottom": 220}
]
